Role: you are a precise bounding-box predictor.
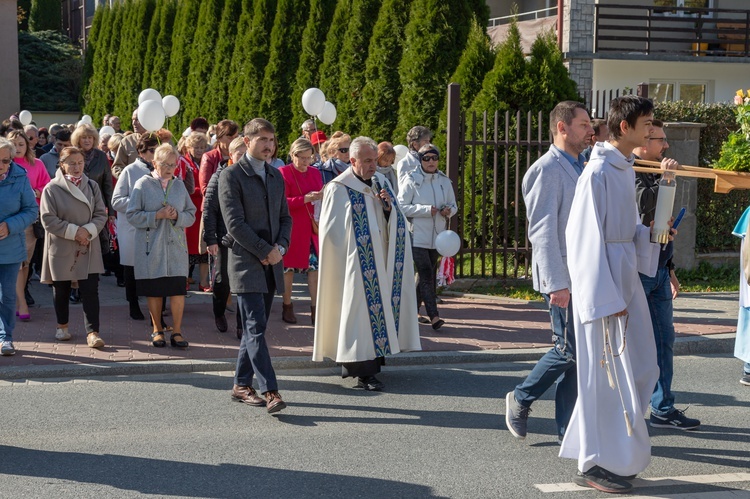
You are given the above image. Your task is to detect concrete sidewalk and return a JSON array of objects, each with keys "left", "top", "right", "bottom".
[{"left": 0, "top": 273, "right": 738, "bottom": 379}]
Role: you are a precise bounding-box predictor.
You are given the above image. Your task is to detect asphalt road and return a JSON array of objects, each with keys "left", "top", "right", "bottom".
[{"left": 0, "top": 354, "right": 748, "bottom": 498}]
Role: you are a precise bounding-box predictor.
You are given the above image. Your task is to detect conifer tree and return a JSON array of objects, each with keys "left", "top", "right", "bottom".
[
  {"left": 258, "top": 0, "right": 309, "bottom": 149},
  {"left": 434, "top": 18, "right": 494, "bottom": 153},
  {"left": 227, "top": 0, "right": 256, "bottom": 120},
  {"left": 101, "top": 1, "right": 124, "bottom": 119},
  {"left": 113, "top": 0, "right": 150, "bottom": 119},
  {"left": 288, "top": 0, "right": 337, "bottom": 145},
  {"left": 149, "top": 0, "right": 177, "bottom": 95},
  {"left": 394, "top": 0, "right": 474, "bottom": 142},
  {"left": 81, "top": 5, "right": 109, "bottom": 117},
  {"left": 182, "top": 0, "right": 224, "bottom": 130},
  {"left": 164, "top": 0, "right": 201, "bottom": 119},
  {"left": 29, "top": 0, "right": 61, "bottom": 32},
  {"left": 229, "top": 0, "right": 277, "bottom": 121},
  {"left": 206, "top": 0, "right": 242, "bottom": 122},
  {"left": 141, "top": 0, "right": 164, "bottom": 90},
  {"left": 358, "top": 0, "right": 414, "bottom": 141},
  {"left": 316, "top": 0, "right": 351, "bottom": 110},
  {"left": 334, "top": 0, "right": 382, "bottom": 134}
]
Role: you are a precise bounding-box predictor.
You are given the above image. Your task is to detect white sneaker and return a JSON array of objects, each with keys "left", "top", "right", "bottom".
[{"left": 55, "top": 327, "right": 71, "bottom": 341}]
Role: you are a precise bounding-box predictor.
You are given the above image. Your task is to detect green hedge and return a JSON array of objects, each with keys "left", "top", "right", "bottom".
[{"left": 19, "top": 30, "right": 81, "bottom": 112}]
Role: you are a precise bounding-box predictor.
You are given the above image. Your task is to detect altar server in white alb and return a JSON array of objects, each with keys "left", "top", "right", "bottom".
[
  {"left": 313, "top": 136, "right": 421, "bottom": 391},
  {"left": 560, "top": 95, "right": 664, "bottom": 495}
]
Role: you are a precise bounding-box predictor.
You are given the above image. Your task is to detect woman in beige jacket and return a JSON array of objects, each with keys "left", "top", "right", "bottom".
[{"left": 40, "top": 147, "right": 107, "bottom": 347}]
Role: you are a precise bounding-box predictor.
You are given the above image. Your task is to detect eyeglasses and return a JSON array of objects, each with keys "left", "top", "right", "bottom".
[
  {"left": 159, "top": 163, "right": 177, "bottom": 169},
  {"left": 421, "top": 155, "right": 439, "bottom": 162},
  {"left": 338, "top": 148, "right": 349, "bottom": 154},
  {"left": 0, "top": 159, "right": 10, "bottom": 165},
  {"left": 295, "top": 154, "right": 314, "bottom": 162}
]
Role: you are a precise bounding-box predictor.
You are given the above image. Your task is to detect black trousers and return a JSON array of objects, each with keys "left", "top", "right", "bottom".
[
  {"left": 52, "top": 274, "right": 100, "bottom": 332},
  {"left": 341, "top": 358, "right": 383, "bottom": 378},
  {"left": 413, "top": 246, "right": 440, "bottom": 319},
  {"left": 123, "top": 265, "right": 138, "bottom": 304},
  {"left": 212, "top": 246, "right": 242, "bottom": 329}
]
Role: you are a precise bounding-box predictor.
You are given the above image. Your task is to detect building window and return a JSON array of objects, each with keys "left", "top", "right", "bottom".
[
  {"left": 654, "top": 0, "right": 713, "bottom": 15},
  {"left": 649, "top": 81, "right": 710, "bottom": 103}
]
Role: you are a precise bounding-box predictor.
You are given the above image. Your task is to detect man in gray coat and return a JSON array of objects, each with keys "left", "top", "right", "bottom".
[
  {"left": 505, "top": 101, "right": 594, "bottom": 442},
  {"left": 219, "top": 118, "right": 292, "bottom": 414}
]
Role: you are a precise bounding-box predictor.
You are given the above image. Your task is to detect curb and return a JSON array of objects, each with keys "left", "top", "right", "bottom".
[{"left": 0, "top": 333, "right": 735, "bottom": 381}]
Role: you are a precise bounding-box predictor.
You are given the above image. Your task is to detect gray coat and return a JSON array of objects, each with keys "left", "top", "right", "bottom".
[
  {"left": 521, "top": 146, "right": 580, "bottom": 294},
  {"left": 126, "top": 176, "right": 196, "bottom": 280},
  {"left": 219, "top": 155, "right": 292, "bottom": 294}
]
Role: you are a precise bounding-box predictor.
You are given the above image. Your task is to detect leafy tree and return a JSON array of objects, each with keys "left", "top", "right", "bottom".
[
  {"left": 229, "top": 0, "right": 277, "bottom": 121},
  {"left": 141, "top": 0, "right": 164, "bottom": 90},
  {"left": 28, "top": 0, "right": 61, "bottom": 32},
  {"left": 288, "top": 0, "right": 337, "bottom": 145},
  {"left": 164, "top": 0, "right": 201, "bottom": 117},
  {"left": 81, "top": 4, "right": 109, "bottom": 116},
  {"left": 394, "top": 0, "right": 474, "bottom": 142},
  {"left": 226, "top": 0, "right": 256, "bottom": 120},
  {"left": 17, "top": 0, "right": 31, "bottom": 31},
  {"left": 19, "top": 31, "right": 81, "bottom": 111},
  {"left": 206, "top": 0, "right": 242, "bottom": 122},
  {"left": 149, "top": 0, "right": 177, "bottom": 94},
  {"left": 334, "top": 0, "right": 382, "bottom": 133},
  {"left": 258, "top": 0, "right": 309, "bottom": 149},
  {"left": 433, "top": 18, "right": 494, "bottom": 153},
  {"left": 182, "top": 0, "right": 224, "bottom": 130},
  {"left": 316, "top": 0, "right": 352, "bottom": 110},
  {"left": 358, "top": 0, "right": 414, "bottom": 141}
]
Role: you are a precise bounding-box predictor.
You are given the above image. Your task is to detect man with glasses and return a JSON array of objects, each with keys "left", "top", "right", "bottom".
[
  {"left": 112, "top": 109, "right": 146, "bottom": 178},
  {"left": 396, "top": 126, "right": 432, "bottom": 190},
  {"left": 633, "top": 119, "right": 700, "bottom": 431},
  {"left": 506, "top": 101, "right": 593, "bottom": 445}
]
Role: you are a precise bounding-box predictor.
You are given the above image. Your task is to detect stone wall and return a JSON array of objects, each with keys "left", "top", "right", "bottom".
[
  {"left": 0, "top": 0, "right": 20, "bottom": 118},
  {"left": 563, "top": 0, "right": 595, "bottom": 96}
]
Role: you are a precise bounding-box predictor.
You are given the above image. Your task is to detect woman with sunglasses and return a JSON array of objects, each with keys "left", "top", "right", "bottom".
[
  {"left": 40, "top": 147, "right": 107, "bottom": 347},
  {"left": 397, "top": 144, "right": 457, "bottom": 330},
  {"left": 318, "top": 132, "right": 351, "bottom": 184},
  {"left": 0, "top": 138, "right": 38, "bottom": 356},
  {"left": 111, "top": 134, "right": 160, "bottom": 321}
]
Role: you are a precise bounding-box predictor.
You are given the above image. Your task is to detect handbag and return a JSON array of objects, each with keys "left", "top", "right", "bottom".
[
  {"left": 31, "top": 218, "right": 44, "bottom": 239},
  {"left": 292, "top": 169, "right": 319, "bottom": 235},
  {"left": 87, "top": 180, "right": 111, "bottom": 255}
]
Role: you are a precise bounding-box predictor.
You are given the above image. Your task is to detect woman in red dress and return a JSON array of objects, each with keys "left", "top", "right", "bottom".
[
  {"left": 278, "top": 139, "right": 324, "bottom": 324},
  {"left": 177, "top": 132, "right": 209, "bottom": 291}
]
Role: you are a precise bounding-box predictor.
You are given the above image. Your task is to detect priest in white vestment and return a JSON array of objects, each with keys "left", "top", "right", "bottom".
[
  {"left": 313, "top": 136, "right": 421, "bottom": 391},
  {"left": 560, "top": 96, "right": 662, "bottom": 494}
]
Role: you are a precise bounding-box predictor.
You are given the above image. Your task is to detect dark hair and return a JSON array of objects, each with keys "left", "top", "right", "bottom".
[
  {"left": 607, "top": 95, "right": 654, "bottom": 140},
  {"left": 190, "top": 117, "right": 210, "bottom": 131},
  {"left": 549, "top": 101, "right": 589, "bottom": 137},
  {"left": 243, "top": 118, "right": 275, "bottom": 138},
  {"left": 55, "top": 130, "right": 72, "bottom": 142},
  {"left": 591, "top": 119, "right": 607, "bottom": 134},
  {"left": 215, "top": 119, "right": 239, "bottom": 139},
  {"left": 651, "top": 119, "right": 664, "bottom": 128},
  {"left": 0, "top": 119, "right": 24, "bottom": 137},
  {"left": 136, "top": 133, "right": 160, "bottom": 153}
]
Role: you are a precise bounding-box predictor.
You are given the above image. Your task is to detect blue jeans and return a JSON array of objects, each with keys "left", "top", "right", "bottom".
[
  {"left": 640, "top": 267, "right": 676, "bottom": 416},
  {"left": 234, "top": 268, "right": 278, "bottom": 393},
  {"left": 514, "top": 294, "right": 577, "bottom": 437},
  {"left": 0, "top": 263, "right": 20, "bottom": 342}
]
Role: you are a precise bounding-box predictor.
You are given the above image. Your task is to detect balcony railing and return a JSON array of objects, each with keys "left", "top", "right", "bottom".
[
  {"left": 595, "top": 4, "right": 750, "bottom": 57},
  {"left": 488, "top": 6, "right": 558, "bottom": 28}
]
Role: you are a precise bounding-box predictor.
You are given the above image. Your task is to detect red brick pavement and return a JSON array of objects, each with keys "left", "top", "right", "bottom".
[{"left": 2, "top": 292, "right": 736, "bottom": 369}]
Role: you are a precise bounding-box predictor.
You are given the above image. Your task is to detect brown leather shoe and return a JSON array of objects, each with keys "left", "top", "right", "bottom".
[
  {"left": 282, "top": 303, "right": 297, "bottom": 324},
  {"left": 265, "top": 390, "right": 287, "bottom": 414},
  {"left": 231, "top": 385, "right": 265, "bottom": 406}
]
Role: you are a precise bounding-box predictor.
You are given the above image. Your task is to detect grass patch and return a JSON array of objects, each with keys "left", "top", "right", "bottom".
[
  {"left": 467, "top": 280, "right": 544, "bottom": 301},
  {"left": 675, "top": 262, "right": 739, "bottom": 292}
]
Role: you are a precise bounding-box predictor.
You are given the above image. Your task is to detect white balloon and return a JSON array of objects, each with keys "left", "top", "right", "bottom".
[
  {"left": 81, "top": 114, "right": 93, "bottom": 125},
  {"left": 99, "top": 126, "right": 115, "bottom": 136},
  {"left": 182, "top": 127, "right": 192, "bottom": 138},
  {"left": 435, "top": 230, "right": 461, "bottom": 257},
  {"left": 137, "top": 100, "right": 166, "bottom": 132},
  {"left": 76, "top": 120, "right": 84, "bottom": 128},
  {"left": 18, "top": 110, "right": 32, "bottom": 126},
  {"left": 162, "top": 95, "right": 181, "bottom": 118},
  {"left": 302, "top": 87, "right": 326, "bottom": 116},
  {"left": 138, "top": 88, "right": 162, "bottom": 105},
  {"left": 318, "top": 101, "right": 337, "bottom": 125},
  {"left": 393, "top": 144, "right": 409, "bottom": 164}
]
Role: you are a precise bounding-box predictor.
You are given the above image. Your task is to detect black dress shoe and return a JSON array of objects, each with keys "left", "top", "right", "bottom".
[
  {"left": 355, "top": 375, "right": 384, "bottom": 391},
  {"left": 215, "top": 315, "right": 228, "bottom": 333},
  {"left": 116, "top": 278, "right": 125, "bottom": 287},
  {"left": 25, "top": 287, "right": 34, "bottom": 306},
  {"left": 69, "top": 289, "right": 81, "bottom": 304}
]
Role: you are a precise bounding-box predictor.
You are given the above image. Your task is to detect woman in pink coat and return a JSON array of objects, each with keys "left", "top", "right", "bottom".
[{"left": 278, "top": 138, "right": 323, "bottom": 325}]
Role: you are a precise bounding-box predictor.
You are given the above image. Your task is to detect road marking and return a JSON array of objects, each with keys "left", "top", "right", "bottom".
[{"left": 535, "top": 472, "right": 750, "bottom": 493}]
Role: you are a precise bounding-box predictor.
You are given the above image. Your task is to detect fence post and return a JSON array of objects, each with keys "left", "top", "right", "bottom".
[
  {"left": 446, "top": 83, "right": 460, "bottom": 232},
  {"left": 637, "top": 82, "right": 649, "bottom": 99}
]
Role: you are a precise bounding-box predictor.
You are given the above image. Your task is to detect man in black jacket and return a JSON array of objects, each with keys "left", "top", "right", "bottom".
[{"left": 219, "top": 118, "right": 292, "bottom": 414}]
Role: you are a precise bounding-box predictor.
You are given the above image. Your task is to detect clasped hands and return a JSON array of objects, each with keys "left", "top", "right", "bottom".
[
  {"left": 260, "top": 245, "right": 283, "bottom": 266},
  {"left": 156, "top": 204, "right": 178, "bottom": 221},
  {"left": 430, "top": 206, "right": 452, "bottom": 217}
]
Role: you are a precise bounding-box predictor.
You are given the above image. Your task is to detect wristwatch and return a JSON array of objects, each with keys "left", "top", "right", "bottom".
[{"left": 278, "top": 245, "right": 286, "bottom": 256}]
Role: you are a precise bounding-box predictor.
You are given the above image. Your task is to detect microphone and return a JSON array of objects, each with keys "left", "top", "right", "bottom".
[{"left": 372, "top": 176, "right": 390, "bottom": 210}]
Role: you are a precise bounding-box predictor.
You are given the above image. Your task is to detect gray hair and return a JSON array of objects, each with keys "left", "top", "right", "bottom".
[
  {"left": 23, "top": 124, "right": 38, "bottom": 134},
  {"left": 0, "top": 137, "right": 16, "bottom": 158},
  {"left": 350, "top": 136, "right": 378, "bottom": 159},
  {"left": 301, "top": 119, "right": 315, "bottom": 132},
  {"left": 406, "top": 126, "right": 432, "bottom": 150}
]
